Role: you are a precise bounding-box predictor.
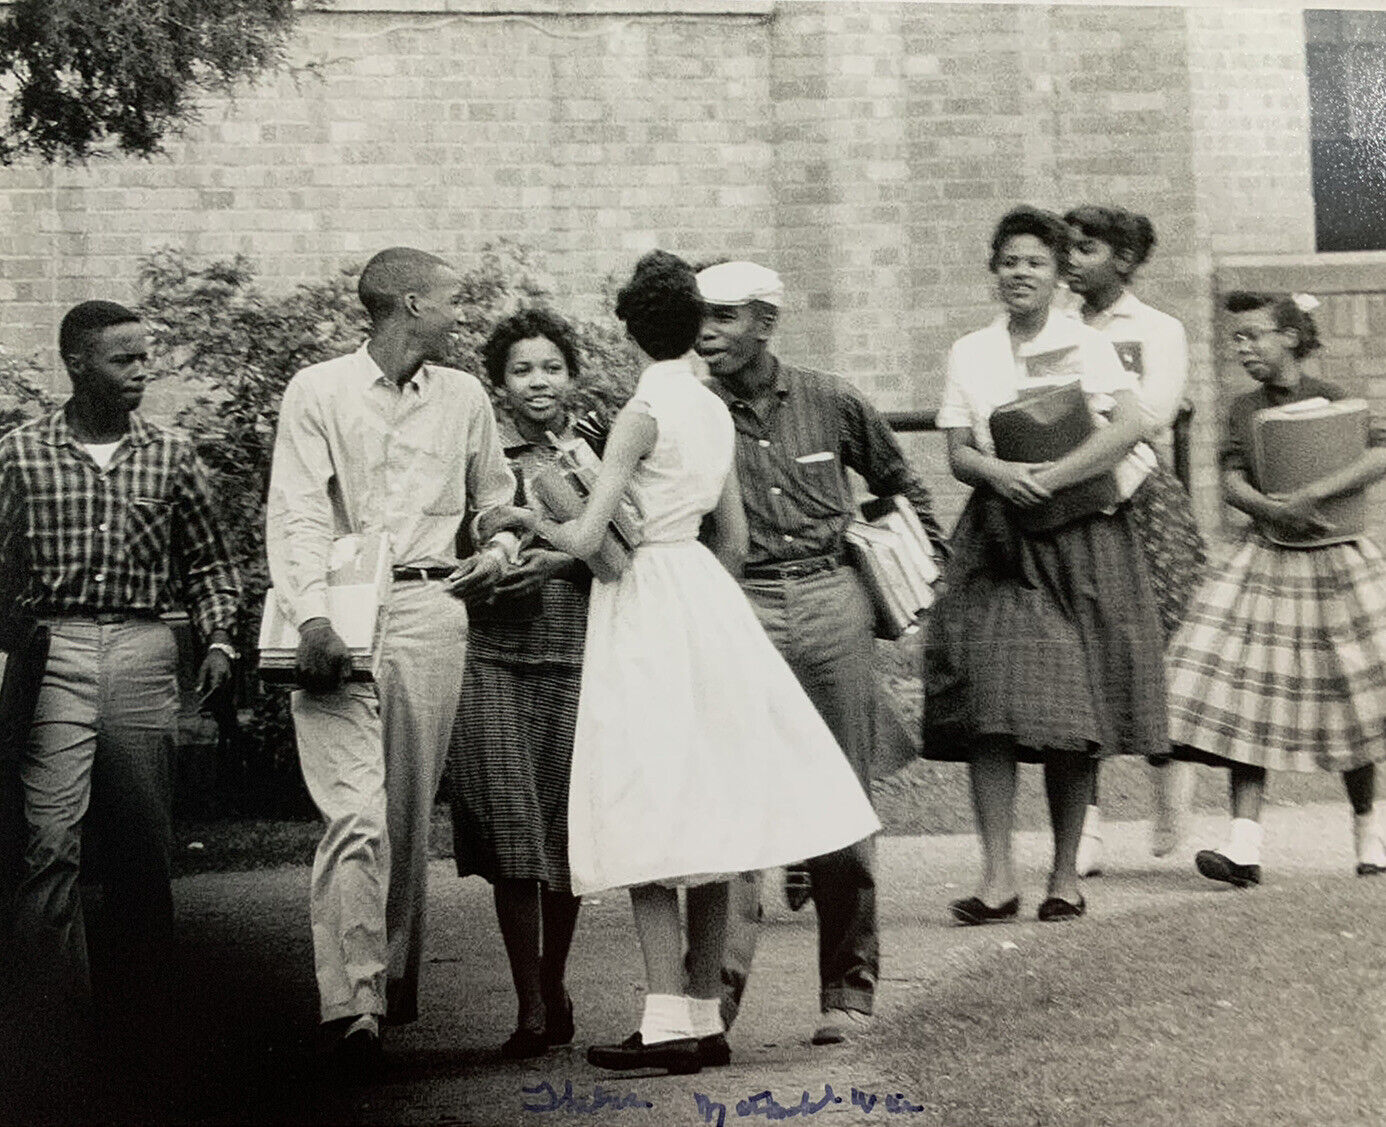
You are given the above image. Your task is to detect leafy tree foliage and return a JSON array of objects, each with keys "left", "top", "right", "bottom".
[{"left": 0, "top": 0, "right": 299, "bottom": 163}]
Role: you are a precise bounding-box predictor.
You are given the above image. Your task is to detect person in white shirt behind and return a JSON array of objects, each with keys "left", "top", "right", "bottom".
[
  {"left": 1063, "top": 206, "right": 1207, "bottom": 872},
  {"left": 265, "top": 247, "right": 519, "bottom": 1074}
]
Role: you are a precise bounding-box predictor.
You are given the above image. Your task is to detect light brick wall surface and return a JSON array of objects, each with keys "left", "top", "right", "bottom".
[{"left": 0, "top": 1, "right": 1356, "bottom": 538}]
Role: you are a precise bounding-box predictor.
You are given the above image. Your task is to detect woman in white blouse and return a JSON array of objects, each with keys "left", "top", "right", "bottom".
[{"left": 922, "top": 206, "right": 1168, "bottom": 924}]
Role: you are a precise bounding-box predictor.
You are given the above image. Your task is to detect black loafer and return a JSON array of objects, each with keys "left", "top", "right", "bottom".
[
  {"left": 698, "top": 1033, "right": 731, "bottom": 1068},
  {"left": 586, "top": 1032, "right": 701, "bottom": 1075},
  {"left": 500, "top": 1026, "right": 550, "bottom": 1061},
  {"left": 949, "top": 894, "right": 1020, "bottom": 926},
  {"left": 1037, "top": 894, "right": 1086, "bottom": 923},
  {"left": 1357, "top": 861, "right": 1385, "bottom": 877},
  {"left": 1195, "top": 849, "right": 1261, "bottom": 888}
]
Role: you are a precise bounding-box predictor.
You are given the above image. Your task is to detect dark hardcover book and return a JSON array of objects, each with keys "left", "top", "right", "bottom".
[{"left": 1251, "top": 397, "right": 1369, "bottom": 547}]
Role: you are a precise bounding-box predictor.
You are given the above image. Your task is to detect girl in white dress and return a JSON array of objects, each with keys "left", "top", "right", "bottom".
[{"left": 516, "top": 251, "right": 880, "bottom": 1075}]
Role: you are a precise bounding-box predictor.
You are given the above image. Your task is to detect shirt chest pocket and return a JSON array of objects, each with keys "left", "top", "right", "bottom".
[
  {"left": 789, "top": 450, "right": 848, "bottom": 519},
  {"left": 121, "top": 496, "right": 173, "bottom": 567}
]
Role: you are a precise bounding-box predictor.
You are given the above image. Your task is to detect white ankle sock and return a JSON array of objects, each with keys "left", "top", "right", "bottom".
[
  {"left": 1223, "top": 817, "right": 1263, "bottom": 866},
  {"left": 1082, "top": 805, "right": 1103, "bottom": 838},
  {"left": 638, "top": 993, "right": 692, "bottom": 1045},
  {"left": 689, "top": 997, "right": 723, "bottom": 1039},
  {"left": 1354, "top": 811, "right": 1386, "bottom": 865}
]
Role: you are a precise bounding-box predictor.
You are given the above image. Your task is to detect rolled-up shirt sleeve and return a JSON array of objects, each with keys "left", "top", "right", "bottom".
[{"left": 265, "top": 375, "right": 336, "bottom": 628}]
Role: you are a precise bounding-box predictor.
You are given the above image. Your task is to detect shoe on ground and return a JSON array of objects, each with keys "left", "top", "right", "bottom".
[
  {"left": 1357, "top": 861, "right": 1386, "bottom": 877},
  {"left": 698, "top": 1033, "right": 731, "bottom": 1068},
  {"left": 1195, "top": 849, "right": 1261, "bottom": 888},
  {"left": 1076, "top": 831, "right": 1104, "bottom": 878},
  {"left": 500, "top": 1026, "right": 550, "bottom": 1060},
  {"left": 784, "top": 867, "right": 812, "bottom": 912},
  {"left": 1037, "top": 894, "right": 1086, "bottom": 923},
  {"left": 948, "top": 894, "right": 1019, "bottom": 926},
  {"left": 586, "top": 1031, "right": 701, "bottom": 1075},
  {"left": 325, "top": 1013, "right": 383, "bottom": 1079},
  {"left": 810, "top": 1008, "right": 871, "bottom": 1046}
]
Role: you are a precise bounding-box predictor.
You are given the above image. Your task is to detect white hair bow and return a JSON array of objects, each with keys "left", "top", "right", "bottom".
[{"left": 1291, "top": 292, "right": 1320, "bottom": 313}]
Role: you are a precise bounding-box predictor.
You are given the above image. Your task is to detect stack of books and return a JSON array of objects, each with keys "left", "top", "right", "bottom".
[
  {"left": 529, "top": 434, "right": 644, "bottom": 583},
  {"left": 844, "top": 495, "right": 941, "bottom": 639},
  {"left": 258, "top": 532, "right": 392, "bottom": 684},
  {"left": 1251, "top": 397, "right": 1369, "bottom": 547},
  {"left": 989, "top": 380, "right": 1119, "bottom": 533}
]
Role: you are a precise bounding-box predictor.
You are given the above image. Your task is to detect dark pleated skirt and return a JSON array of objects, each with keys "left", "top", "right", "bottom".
[
  {"left": 1125, "top": 466, "right": 1207, "bottom": 640},
  {"left": 923, "top": 488, "right": 1168, "bottom": 763}
]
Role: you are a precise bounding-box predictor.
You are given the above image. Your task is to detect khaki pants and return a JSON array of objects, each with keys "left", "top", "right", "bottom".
[{"left": 291, "top": 580, "right": 468, "bottom": 1024}]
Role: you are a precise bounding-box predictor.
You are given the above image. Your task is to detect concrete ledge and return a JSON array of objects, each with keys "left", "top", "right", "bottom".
[
  {"left": 1215, "top": 251, "right": 1386, "bottom": 295},
  {"left": 312, "top": 0, "right": 773, "bottom": 14}
]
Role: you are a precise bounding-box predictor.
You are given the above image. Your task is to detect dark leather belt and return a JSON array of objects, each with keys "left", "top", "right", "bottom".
[
  {"left": 743, "top": 554, "right": 844, "bottom": 582},
  {"left": 45, "top": 610, "right": 163, "bottom": 625},
  {"left": 392, "top": 565, "right": 454, "bottom": 582}
]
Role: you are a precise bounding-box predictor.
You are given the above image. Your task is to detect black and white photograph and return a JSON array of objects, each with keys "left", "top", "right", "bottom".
[{"left": 2, "top": 0, "right": 1385, "bottom": 1123}]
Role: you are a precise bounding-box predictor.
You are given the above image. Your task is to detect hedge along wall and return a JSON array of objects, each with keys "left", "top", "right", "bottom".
[{"left": 0, "top": 1, "right": 1340, "bottom": 533}]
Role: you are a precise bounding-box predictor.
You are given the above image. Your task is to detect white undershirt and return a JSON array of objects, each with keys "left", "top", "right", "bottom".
[{"left": 83, "top": 441, "right": 121, "bottom": 469}]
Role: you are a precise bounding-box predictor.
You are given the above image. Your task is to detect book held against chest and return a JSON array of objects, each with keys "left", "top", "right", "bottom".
[
  {"left": 1251, "top": 397, "right": 1369, "bottom": 548},
  {"left": 258, "top": 531, "right": 392, "bottom": 684},
  {"left": 528, "top": 433, "right": 644, "bottom": 584},
  {"left": 988, "top": 379, "right": 1120, "bottom": 533}
]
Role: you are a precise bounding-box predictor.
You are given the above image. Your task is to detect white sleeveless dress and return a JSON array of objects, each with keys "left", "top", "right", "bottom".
[{"left": 567, "top": 357, "right": 881, "bottom": 895}]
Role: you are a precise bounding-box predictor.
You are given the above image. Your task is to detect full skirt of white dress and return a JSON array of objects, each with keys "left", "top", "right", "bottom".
[{"left": 568, "top": 539, "right": 882, "bottom": 895}]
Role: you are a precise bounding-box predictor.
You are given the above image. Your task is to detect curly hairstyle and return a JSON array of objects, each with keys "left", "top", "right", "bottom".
[
  {"left": 480, "top": 306, "right": 582, "bottom": 387},
  {"left": 614, "top": 250, "right": 702, "bottom": 361},
  {"left": 1224, "top": 291, "right": 1322, "bottom": 359},
  {"left": 1063, "top": 205, "right": 1157, "bottom": 274},
  {"left": 988, "top": 206, "right": 1071, "bottom": 273}
]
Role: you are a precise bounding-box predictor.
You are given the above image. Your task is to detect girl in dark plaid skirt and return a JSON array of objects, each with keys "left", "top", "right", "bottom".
[
  {"left": 1062, "top": 205, "right": 1207, "bottom": 873},
  {"left": 1166, "top": 292, "right": 1386, "bottom": 886}
]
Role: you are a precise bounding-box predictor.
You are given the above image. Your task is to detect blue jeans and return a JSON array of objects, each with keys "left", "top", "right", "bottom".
[{"left": 13, "top": 616, "right": 179, "bottom": 1015}]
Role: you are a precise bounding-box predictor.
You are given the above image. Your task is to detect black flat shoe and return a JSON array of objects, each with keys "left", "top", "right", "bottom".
[
  {"left": 500, "top": 1027, "right": 550, "bottom": 1061},
  {"left": 587, "top": 1032, "right": 701, "bottom": 1075},
  {"left": 1357, "top": 861, "right": 1385, "bottom": 877},
  {"left": 949, "top": 895, "right": 1020, "bottom": 926},
  {"left": 698, "top": 1033, "right": 731, "bottom": 1068},
  {"left": 1195, "top": 849, "right": 1261, "bottom": 888},
  {"left": 543, "top": 992, "right": 575, "bottom": 1046},
  {"left": 1037, "top": 894, "right": 1086, "bottom": 922}
]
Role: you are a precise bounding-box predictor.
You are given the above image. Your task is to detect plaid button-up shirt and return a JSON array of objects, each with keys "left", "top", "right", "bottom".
[{"left": 0, "top": 407, "right": 241, "bottom": 637}]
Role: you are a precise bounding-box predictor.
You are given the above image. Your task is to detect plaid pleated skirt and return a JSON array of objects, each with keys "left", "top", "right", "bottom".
[
  {"left": 1126, "top": 466, "right": 1207, "bottom": 640},
  {"left": 923, "top": 489, "right": 1168, "bottom": 763},
  {"left": 1166, "top": 532, "right": 1386, "bottom": 773}
]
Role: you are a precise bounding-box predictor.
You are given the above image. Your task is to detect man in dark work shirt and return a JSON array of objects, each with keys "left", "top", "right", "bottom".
[{"left": 694, "top": 261, "right": 947, "bottom": 1046}]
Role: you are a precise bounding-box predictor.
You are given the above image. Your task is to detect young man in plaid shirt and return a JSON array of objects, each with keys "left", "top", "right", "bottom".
[{"left": 0, "top": 300, "right": 240, "bottom": 1046}]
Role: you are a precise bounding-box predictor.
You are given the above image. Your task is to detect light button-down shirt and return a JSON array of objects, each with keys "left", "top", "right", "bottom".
[{"left": 265, "top": 344, "right": 516, "bottom": 627}]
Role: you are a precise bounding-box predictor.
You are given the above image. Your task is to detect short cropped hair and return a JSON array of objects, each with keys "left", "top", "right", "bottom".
[
  {"left": 59, "top": 300, "right": 140, "bottom": 363},
  {"left": 357, "top": 247, "right": 449, "bottom": 325},
  {"left": 1063, "top": 205, "right": 1157, "bottom": 272},
  {"left": 614, "top": 250, "right": 702, "bottom": 361},
  {"left": 481, "top": 307, "right": 582, "bottom": 387},
  {"left": 1224, "top": 291, "right": 1322, "bottom": 359},
  {"left": 988, "top": 206, "right": 1071, "bottom": 273}
]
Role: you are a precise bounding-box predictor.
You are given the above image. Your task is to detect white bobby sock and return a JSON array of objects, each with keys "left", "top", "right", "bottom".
[
  {"left": 1354, "top": 810, "right": 1386, "bottom": 866},
  {"left": 1223, "top": 817, "right": 1263, "bottom": 866},
  {"left": 689, "top": 997, "right": 723, "bottom": 1039},
  {"left": 639, "top": 993, "right": 693, "bottom": 1045}
]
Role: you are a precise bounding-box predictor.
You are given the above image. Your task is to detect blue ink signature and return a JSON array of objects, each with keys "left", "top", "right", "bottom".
[
  {"left": 693, "top": 1085, "right": 924, "bottom": 1124},
  {"left": 522, "top": 1079, "right": 654, "bottom": 1115}
]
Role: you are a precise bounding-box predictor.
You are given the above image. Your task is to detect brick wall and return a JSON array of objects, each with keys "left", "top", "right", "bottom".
[{"left": 0, "top": 0, "right": 1367, "bottom": 538}]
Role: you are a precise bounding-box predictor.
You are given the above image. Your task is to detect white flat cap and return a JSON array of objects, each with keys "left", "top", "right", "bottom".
[{"left": 696, "top": 261, "right": 784, "bottom": 308}]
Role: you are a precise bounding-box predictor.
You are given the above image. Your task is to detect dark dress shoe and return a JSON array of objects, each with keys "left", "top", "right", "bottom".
[
  {"left": 324, "top": 1014, "right": 384, "bottom": 1080},
  {"left": 698, "top": 1033, "right": 731, "bottom": 1068},
  {"left": 949, "top": 895, "right": 1020, "bottom": 926},
  {"left": 587, "top": 1032, "right": 702, "bottom": 1075},
  {"left": 543, "top": 992, "right": 575, "bottom": 1046},
  {"left": 500, "top": 1027, "right": 550, "bottom": 1061},
  {"left": 1357, "top": 861, "right": 1385, "bottom": 877},
  {"left": 1037, "top": 894, "right": 1086, "bottom": 922},
  {"left": 1195, "top": 849, "right": 1261, "bottom": 888}
]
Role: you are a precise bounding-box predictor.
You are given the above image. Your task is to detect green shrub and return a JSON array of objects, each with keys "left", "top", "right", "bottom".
[{"left": 138, "top": 244, "right": 640, "bottom": 814}]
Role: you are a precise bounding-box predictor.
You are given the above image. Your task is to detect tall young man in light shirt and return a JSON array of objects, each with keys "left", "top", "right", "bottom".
[{"left": 266, "top": 247, "right": 518, "bottom": 1070}]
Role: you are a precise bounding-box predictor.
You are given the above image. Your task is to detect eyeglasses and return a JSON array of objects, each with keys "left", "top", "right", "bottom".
[{"left": 1230, "top": 328, "right": 1284, "bottom": 345}]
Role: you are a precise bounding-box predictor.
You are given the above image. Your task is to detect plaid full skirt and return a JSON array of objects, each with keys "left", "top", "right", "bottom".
[
  {"left": 447, "top": 654, "right": 581, "bottom": 892},
  {"left": 1126, "top": 466, "right": 1207, "bottom": 640},
  {"left": 923, "top": 489, "right": 1168, "bottom": 762},
  {"left": 1166, "top": 533, "right": 1386, "bottom": 772}
]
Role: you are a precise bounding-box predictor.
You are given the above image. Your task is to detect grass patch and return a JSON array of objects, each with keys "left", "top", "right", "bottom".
[{"left": 882, "top": 878, "right": 1386, "bottom": 1126}]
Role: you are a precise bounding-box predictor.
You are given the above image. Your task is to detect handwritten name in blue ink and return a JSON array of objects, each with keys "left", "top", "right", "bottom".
[
  {"left": 522, "top": 1079, "right": 653, "bottom": 1115},
  {"left": 693, "top": 1084, "right": 923, "bottom": 1124}
]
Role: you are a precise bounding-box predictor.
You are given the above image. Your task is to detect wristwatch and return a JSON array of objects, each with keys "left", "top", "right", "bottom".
[{"left": 207, "top": 640, "right": 239, "bottom": 662}]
